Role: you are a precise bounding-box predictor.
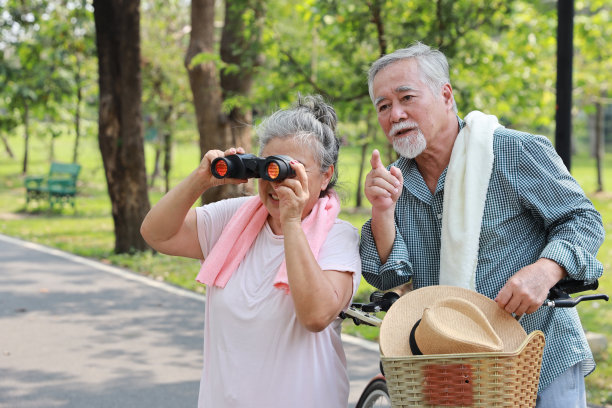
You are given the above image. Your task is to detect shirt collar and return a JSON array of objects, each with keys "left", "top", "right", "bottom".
[{"left": 458, "top": 115, "right": 466, "bottom": 130}]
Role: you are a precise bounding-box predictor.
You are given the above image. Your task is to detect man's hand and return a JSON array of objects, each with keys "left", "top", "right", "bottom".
[
  {"left": 365, "top": 149, "right": 403, "bottom": 264},
  {"left": 364, "top": 149, "right": 403, "bottom": 212},
  {"left": 495, "top": 258, "right": 567, "bottom": 316}
]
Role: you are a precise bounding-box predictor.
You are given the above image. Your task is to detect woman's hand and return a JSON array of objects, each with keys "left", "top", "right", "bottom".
[
  {"left": 196, "top": 147, "right": 249, "bottom": 190},
  {"left": 276, "top": 161, "right": 354, "bottom": 332},
  {"left": 140, "top": 146, "right": 248, "bottom": 259},
  {"left": 272, "top": 160, "right": 309, "bottom": 228}
]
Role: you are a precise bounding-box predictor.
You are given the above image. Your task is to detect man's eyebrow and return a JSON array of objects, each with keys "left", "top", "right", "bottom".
[
  {"left": 374, "top": 96, "right": 387, "bottom": 106},
  {"left": 396, "top": 85, "right": 417, "bottom": 93},
  {"left": 374, "top": 85, "right": 418, "bottom": 106}
]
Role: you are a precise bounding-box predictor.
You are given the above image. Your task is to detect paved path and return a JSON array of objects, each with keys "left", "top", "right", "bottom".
[{"left": 0, "top": 234, "right": 380, "bottom": 408}]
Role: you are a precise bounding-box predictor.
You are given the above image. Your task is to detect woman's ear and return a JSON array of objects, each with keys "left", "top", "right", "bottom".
[{"left": 321, "top": 165, "right": 334, "bottom": 191}]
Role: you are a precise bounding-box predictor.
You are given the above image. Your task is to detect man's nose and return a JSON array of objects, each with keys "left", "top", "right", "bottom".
[{"left": 390, "top": 103, "right": 408, "bottom": 122}]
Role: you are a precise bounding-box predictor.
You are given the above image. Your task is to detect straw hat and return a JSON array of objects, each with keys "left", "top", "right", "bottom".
[{"left": 380, "top": 285, "right": 527, "bottom": 357}]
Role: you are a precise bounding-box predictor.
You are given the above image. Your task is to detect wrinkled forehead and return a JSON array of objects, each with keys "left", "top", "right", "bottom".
[
  {"left": 375, "top": 59, "right": 438, "bottom": 98},
  {"left": 260, "top": 136, "right": 317, "bottom": 165}
]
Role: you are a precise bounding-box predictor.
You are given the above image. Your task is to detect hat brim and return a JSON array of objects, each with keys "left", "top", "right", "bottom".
[{"left": 380, "top": 285, "right": 527, "bottom": 357}]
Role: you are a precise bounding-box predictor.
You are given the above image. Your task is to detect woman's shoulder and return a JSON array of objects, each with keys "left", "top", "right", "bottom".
[
  {"left": 333, "top": 217, "right": 358, "bottom": 229},
  {"left": 329, "top": 218, "right": 360, "bottom": 239},
  {"left": 198, "top": 195, "right": 252, "bottom": 214}
]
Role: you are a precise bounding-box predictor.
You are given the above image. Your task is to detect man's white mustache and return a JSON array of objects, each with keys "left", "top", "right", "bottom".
[{"left": 390, "top": 122, "right": 420, "bottom": 138}]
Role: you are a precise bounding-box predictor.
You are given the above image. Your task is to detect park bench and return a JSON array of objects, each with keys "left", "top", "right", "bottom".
[{"left": 24, "top": 162, "right": 82, "bottom": 210}]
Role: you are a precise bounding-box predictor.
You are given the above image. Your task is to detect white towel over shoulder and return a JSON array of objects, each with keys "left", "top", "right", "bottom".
[{"left": 439, "top": 111, "right": 502, "bottom": 290}]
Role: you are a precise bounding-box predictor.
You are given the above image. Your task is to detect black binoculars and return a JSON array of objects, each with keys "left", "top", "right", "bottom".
[{"left": 211, "top": 154, "right": 296, "bottom": 181}]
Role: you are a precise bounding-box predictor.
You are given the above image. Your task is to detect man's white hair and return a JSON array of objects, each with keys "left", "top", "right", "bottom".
[{"left": 367, "top": 42, "right": 458, "bottom": 113}]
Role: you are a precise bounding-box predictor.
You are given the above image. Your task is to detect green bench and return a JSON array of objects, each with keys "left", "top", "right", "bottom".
[{"left": 25, "top": 162, "right": 82, "bottom": 210}]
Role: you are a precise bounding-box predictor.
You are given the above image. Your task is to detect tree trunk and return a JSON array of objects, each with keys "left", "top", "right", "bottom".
[
  {"left": 149, "top": 145, "right": 161, "bottom": 188},
  {"left": 22, "top": 101, "right": 29, "bottom": 175},
  {"left": 186, "top": 0, "right": 228, "bottom": 204},
  {"left": 1, "top": 135, "right": 15, "bottom": 159},
  {"left": 93, "top": 0, "right": 151, "bottom": 253},
  {"left": 163, "top": 132, "right": 171, "bottom": 193},
  {"left": 72, "top": 55, "right": 83, "bottom": 163},
  {"left": 369, "top": 0, "right": 387, "bottom": 57},
  {"left": 73, "top": 57, "right": 82, "bottom": 164},
  {"left": 50, "top": 131, "right": 56, "bottom": 162},
  {"left": 595, "top": 100, "right": 604, "bottom": 192},
  {"left": 186, "top": 0, "right": 264, "bottom": 204},
  {"left": 356, "top": 139, "right": 368, "bottom": 208},
  {"left": 219, "top": 0, "right": 264, "bottom": 155}
]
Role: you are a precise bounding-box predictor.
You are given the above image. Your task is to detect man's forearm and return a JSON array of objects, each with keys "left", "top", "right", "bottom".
[{"left": 371, "top": 206, "right": 397, "bottom": 264}]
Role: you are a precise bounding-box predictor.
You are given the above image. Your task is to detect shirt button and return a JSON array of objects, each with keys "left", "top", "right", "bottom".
[{"left": 437, "top": 213, "right": 443, "bottom": 219}]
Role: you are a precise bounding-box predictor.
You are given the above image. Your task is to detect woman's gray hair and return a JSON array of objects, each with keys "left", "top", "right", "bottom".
[
  {"left": 367, "top": 42, "right": 458, "bottom": 113},
  {"left": 257, "top": 94, "right": 340, "bottom": 196}
]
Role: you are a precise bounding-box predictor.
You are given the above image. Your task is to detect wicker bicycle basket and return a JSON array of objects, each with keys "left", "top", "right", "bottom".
[{"left": 380, "top": 330, "right": 545, "bottom": 407}]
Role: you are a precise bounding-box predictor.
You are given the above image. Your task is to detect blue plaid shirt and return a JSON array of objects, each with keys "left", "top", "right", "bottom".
[{"left": 359, "top": 118, "right": 605, "bottom": 392}]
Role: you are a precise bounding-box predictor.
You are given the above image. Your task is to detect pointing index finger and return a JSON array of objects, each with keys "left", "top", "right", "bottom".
[{"left": 370, "top": 149, "right": 384, "bottom": 170}]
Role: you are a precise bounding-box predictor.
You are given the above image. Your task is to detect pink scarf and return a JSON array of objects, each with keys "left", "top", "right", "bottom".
[{"left": 195, "top": 190, "right": 340, "bottom": 294}]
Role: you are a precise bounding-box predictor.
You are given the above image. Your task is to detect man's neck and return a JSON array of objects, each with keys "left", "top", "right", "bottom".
[{"left": 414, "top": 116, "right": 460, "bottom": 194}]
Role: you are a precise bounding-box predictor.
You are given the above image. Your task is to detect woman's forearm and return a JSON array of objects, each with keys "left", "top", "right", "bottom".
[
  {"left": 140, "top": 168, "right": 212, "bottom": 258},
  {"left": 282, "top": 221, "right": 352, "bottom": 332}
]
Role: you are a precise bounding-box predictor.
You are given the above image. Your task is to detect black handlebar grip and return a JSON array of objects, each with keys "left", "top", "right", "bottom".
[{"left": 553, "top": 279, "right": 599, "bottom": 295}]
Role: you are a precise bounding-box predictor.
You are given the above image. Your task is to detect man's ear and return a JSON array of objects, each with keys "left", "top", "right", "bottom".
[{"left": 441, "top": 83, "right": 455, "bottom": 110}]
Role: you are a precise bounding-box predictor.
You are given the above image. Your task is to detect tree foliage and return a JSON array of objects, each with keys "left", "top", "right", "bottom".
[
  {"left": 573, "top": 0, "right": 611, "bottom": 191},
  {"left": 1, "top": 0, "right": 98, "bottom": 168},
  {"left": 2, "top": 0, "right": 610, "bottom": 213},
  {"left": 574, "top": 0, "right": 611, "bottom": 110},
  {"left": 256, "top": 0, "right": 567, "bottom": 133},
  {"left": 1, "top": 0, "right": 81, "bottom": 172},
  {"left": 252, "top": 0, "right": 575, "bottom": 201},
  {"left": 185, "top": 0, "right": 266, "bottom": 203},
  {"left": 141, "top": 0, "right": 193, "bottom": 191}
]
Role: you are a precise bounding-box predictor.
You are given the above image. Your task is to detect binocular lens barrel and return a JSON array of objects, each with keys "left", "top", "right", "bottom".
[
  {"left": 265, "top": 162, "right": 280, "bottom": 180},
  {"left": 211, "top": 154, "right": 295, "bottom": 181},
  {"left": 211, "top": 154, "right": 258, "bottom": 179},
  {"left": 262, "top": 157, "right": 295, "bottom": 181},
  {"left": 213, "top": 160, "right": 228, "bottom": 177}
]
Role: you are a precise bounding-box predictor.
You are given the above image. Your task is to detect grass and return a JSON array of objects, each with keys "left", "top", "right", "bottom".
[{"left": 1, "top": 132, "right": 611, "bottom": 405}]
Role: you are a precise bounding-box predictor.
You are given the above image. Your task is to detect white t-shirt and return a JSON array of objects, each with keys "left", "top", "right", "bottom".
[{"left": 195, "top": 196, "right": 362, "bottom": 408}]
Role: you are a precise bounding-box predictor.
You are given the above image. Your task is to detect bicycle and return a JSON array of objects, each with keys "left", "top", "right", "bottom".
[
  {"left": 342, "top": 279, "right": 608, "bottom": 408},
  {"left": 341, "top": 291, "right": 397, "bottom": 408}
]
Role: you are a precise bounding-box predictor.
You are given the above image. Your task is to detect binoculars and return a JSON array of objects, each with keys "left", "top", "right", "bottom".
[{"left": 211, "top": 154, "right": 296, "bottom": 181}]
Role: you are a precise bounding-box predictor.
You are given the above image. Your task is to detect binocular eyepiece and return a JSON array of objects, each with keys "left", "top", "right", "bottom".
[{"left": 211, "top": 154, "right": 296, "bottom": 182}]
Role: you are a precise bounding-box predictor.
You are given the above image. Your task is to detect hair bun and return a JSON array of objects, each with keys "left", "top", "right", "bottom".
[{"left": 297, "top": 94, "right": 338, "bottom": 133}]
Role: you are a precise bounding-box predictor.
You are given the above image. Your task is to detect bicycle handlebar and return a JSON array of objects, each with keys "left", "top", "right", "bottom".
[
  {"left": 342, "top": 279, "right": 607, "bottom": 327},
  {"left": 545, "top": 278, "right": 609, "bottom": 307},
  {"left": 548, "top": 279, "right": 599, "bottom": 296},
  {"left": 340, "top": 292, "right": 400, "bottom": 327},
  {"left": 362, "top": 292, "right": 400, "bottom": 313},
  {"left": 545, "top": 294, "right": 609, "bottom": 308}
]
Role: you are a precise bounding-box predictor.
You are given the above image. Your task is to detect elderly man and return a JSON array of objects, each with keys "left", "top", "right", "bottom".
[{"left": 359, "top": 42, "right": 604, "bottom": 407}]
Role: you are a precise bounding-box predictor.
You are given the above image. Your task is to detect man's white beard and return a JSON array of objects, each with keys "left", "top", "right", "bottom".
[{"left": 391, "top": 124, "right": 427, "bottom": 159}]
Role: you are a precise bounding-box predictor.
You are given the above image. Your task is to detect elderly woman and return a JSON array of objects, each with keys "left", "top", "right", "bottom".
[{"left": 140, "top": 94, "right": 362, "bottom": 407}]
